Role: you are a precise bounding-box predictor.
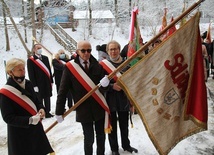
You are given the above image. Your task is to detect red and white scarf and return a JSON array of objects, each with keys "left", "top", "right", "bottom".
[{"left": 66, "top": 60, "right": 111, "bottom": 133}]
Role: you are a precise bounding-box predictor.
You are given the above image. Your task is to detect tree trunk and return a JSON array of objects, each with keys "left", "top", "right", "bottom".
[
  {"left": 69, "top": 6, "right": 76, "bottom": 32},
  {"left": 88, "top": 0, "right": 92, "bottom": 35},
  {"left": 129, "top": 0, "right": 132, "bottom": 17},
  {"left": 2, "top": 0, "right": 10, "bottom": 51},
  {"left": 38, "top": 8, "right": 44, "bottom": 42},
  {"left": 1, "top": 0, "right": 30, "bottom": 57},
  {"left": 22, "top": 0, "right": 28, "bottom": 43},
  {"left": 31, "top": 0, "right": 36, "bottom": 46},
  {"left": 114, "top": 0, "right": 119, "bottom": 27}
]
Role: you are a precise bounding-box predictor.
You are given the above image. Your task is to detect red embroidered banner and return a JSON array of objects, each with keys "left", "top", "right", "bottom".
[{"left": 118, "top": 12, "right": 207, "bottom": 155}]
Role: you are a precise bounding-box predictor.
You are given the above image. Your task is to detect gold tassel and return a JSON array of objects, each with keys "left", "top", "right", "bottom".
[
  {"left": 50, "top": 152, "right": 55, "bottom": 155},
  {"left": 105, "top": 125, "right": 112, "bottom": 134}
]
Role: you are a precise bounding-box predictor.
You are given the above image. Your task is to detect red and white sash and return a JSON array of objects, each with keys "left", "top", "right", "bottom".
[
  {"left": 0, "top": 85, "right": 37, "bottom": 116},
  {"left": 99, "top": 59, "right": 121, "bottom": 81},
  {"left": 66, "top": 60, "right": 111, "bottom": 133},
  {"left": 29, "top": 56, "right": 51, "bottom": 81}
]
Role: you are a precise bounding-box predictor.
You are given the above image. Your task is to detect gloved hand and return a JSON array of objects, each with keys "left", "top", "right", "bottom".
[
  {"left": 100, "top": 75, "right": 110, "bottom": 87},
  {"left": 55, "top": 115, "right": 64, "bottom": 123},
  {"left": 34, "top": 86, "right": 39, "bottom": 92},
  {"left": 29, "top": 114, "right": 40, "bottom": 125}
]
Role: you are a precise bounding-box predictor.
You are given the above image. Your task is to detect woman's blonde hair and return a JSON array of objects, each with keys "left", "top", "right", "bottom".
[{"left": 5, "top": 58, "right": 25, "bottom": 75}]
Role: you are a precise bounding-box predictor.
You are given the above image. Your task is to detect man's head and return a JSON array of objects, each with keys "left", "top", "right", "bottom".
[
  {"left": 76, "top": 41, "right": 92, "bottom": 61},
  {"left": 33, "top": 44, "right": 43, "bottom": 55}
]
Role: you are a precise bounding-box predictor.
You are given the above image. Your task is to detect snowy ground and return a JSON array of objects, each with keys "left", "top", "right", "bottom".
[
  {"left": 0, "top": 79, "right": 213, "bottom": 155},
  {"left": 0, "top": 21, "right": 214, "bottom": 154}
]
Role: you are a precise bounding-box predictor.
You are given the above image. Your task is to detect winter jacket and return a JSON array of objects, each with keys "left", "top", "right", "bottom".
[
  {"left": 0, "top": 78, "right": 54, "bottom": 155},
  {"left": 27, "top": 54, "right": 53, "bottom": 98},
  {"left": 105, "top": 60, "right": 131, "bottom": 112},
  {"left": 55, "top": 55, "right": 107, "bottom": 123},
  {"left": 52, "top": 58, "right": 70, "bottom": 88}
]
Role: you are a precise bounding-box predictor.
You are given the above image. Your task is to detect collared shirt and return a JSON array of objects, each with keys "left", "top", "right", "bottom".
[
  {"left": 35, "top": 54, "right": 42, "bottom": 60},
  {"left": 79, "top": 57, "right": 90, "bottom": 68}
]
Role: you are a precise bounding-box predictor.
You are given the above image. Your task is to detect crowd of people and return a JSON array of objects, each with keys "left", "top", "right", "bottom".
[{"left": 0, "top": 32, "right": 213, "bottom": 155}]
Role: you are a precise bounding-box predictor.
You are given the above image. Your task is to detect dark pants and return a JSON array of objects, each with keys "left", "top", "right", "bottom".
[
  {"left": 81, "top": 118, "right": 105, "bottom": 155},
  {"left": 43, "top": 97, "right": 51, "bottom": 113},
  {"left": 108, "top": 111, "right": 130, "bottom": 151},
  {"left": 66, "top": 91, "right": 73, "bottom": 108}
]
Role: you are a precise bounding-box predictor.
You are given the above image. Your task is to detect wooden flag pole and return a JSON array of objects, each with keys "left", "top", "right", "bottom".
[
  {"left": 45, "top": 85, "right": 100, "bottom": 133},
  {"left": 45, "top": 0, "right": 204, "bottom": 133}
]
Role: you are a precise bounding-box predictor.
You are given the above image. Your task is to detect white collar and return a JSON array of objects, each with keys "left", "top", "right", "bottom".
[
  {"left": 79, "top": 57, "right": 89, "bottom": 66},
  {"left": 35, "top": 54, "right": 41, "bottom": 58}
]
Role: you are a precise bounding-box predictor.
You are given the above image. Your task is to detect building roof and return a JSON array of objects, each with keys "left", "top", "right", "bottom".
[
  {"left": 73, "top": 10, "right": 115, "bottom": 19},
  {"left": 0, "top": 17, "right": 23, "bottom": 25}
]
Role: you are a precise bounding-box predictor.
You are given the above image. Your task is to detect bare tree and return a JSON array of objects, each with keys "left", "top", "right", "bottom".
[
  {"left": 69, "top": 5, "right": 76, "bottom": 32},
  {"left": 22, "top": 0, "right": 28, "bottom": 43},
  {"left": 88, "top": 0, "right": 92, "bottom": 35},
  {"left": 114, "top": 0, "right": 119, "bottom": 27},
  {"left": 1, "top": 0, "right": 30, "bottom": 57},
  {"left": 2, "top": 0, "right": 10, "bottom": 51},
  {"left": 31, "top": 0, "right": 36, "bottom": 46},
  {"left": 129, "top": 0, "right": 132, "bottom": 16},
  {"left": 37, "top": 6, "right": 44, "bottom": 42}
]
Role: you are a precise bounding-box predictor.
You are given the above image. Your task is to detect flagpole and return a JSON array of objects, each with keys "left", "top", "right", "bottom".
[
  {"left": 45, "top": 85, "right": 100, "bottom": 133},
  {"left": 45, "top": 0, "right": 204, "bottom": 133}
]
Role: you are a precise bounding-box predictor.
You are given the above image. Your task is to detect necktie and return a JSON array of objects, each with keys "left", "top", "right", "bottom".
[{"left": 83, "top": 61, "right": 89, "bottom": 72}]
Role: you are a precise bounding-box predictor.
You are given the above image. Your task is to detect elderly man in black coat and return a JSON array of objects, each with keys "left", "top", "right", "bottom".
[{"left": 55, "top": 40, "right": 110, "bottom": 155}]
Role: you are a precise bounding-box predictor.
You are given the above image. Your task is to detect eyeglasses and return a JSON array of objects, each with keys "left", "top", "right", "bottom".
[
  {"left": 109, "top": 48, "right": 119, "bottom": 52},
  {"left": 79, "top": 49, "right": 92, "bottom": 53}
]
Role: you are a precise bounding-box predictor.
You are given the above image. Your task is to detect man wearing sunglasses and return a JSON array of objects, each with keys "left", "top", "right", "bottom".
[{"left": 55, "top": 40, "right": 110, "bottom": 155}]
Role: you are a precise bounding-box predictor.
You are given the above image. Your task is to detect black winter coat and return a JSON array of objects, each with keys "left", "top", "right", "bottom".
[
  {"left": 27, "top": 55, "right": 53, "bottom": 98},
  {"left": 0, "top": 78, "right": 53, "bottom": 155},
  {"left": 55, "top": 55, "right": 107, "bottom": 123},
  {"left": 52, "top": 58, "right": 70, "bottom": 88},
  {"left": 105, "top": 60, "right": 130, "bottom": 112}
]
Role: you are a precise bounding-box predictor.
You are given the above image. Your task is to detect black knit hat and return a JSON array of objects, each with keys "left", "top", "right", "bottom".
[
  {"left": 100, "top": 44, "right": 107, "bottom": 52},
  {"left": 202, "top": 31, "right": 207, "bottom": 39}
]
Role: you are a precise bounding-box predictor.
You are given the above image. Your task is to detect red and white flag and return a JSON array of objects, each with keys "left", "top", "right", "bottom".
[
  {"left": 127, "top": 6, "right": 143, "bottom": 66},
  {"left": 118, "top": 12, "right": 207, "bottom": 155},
  {"left": 159, "top": 8, "right": 168, "bottom": 41},
  {"left": 167, "top": 15, "right": 177, "bottom": 37}
]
